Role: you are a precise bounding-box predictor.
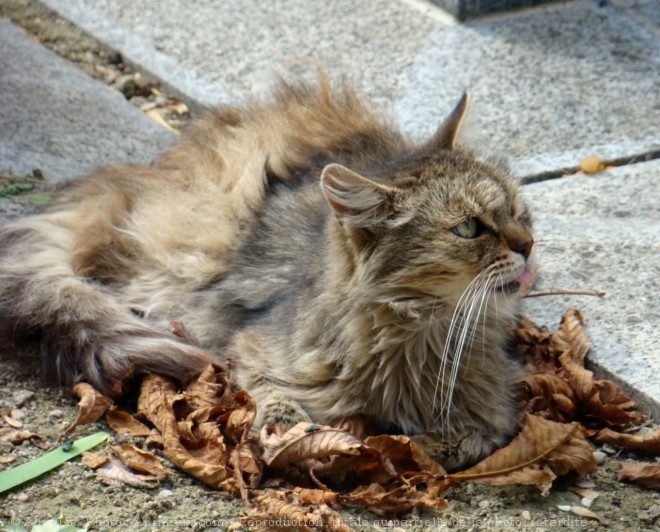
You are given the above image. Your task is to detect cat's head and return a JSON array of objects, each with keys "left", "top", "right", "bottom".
[{"left": 320, "top": 94, "right": 535, "bottom": 309}]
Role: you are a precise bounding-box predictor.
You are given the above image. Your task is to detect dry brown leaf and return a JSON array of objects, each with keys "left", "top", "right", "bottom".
[
  {"left": 592, "top": 427, "right": 660, "bottom": 454},
  {"left": 106, "top": 408, "right": 152, "bottom": 437},
  {"left": 66, "top": 383, "right": 113, "bottom": 434},
  {"left": 0, "top": 427, "right": 41, "bottom": 445},
  {"left": 81, "top": 451, "right": 111, "bottom": 469},
  {"left": 96, "top": 458, "right": 159, "bottom": 488},
  {"left": 618, "top": 461, "right": 660, "bottom": 490},
  {"left": 342, "top": 481, "right": 450, "bottom": 513},
  {"left": 230, "top": 440, "right": 263, "bottom": 506},
  {"left": 521, "top": 373, "right": 577, "bottom": 420},
  {"left": 559, "top": 351, "right": 641, "bottom": 426},
  {"left": 293, "top": 487, "right": 340, "bottom": 506},
  {"left": 475, "top": 464, "right": 556, "bottom": 497},
  {"left": 139, "top": 374, "right": 230, "bottom": 488},
  {"left": 0, "top": 456, "right": 17, "bottom": 464},
  {"left": 183, "top": 364, "right": 225, "bottom": 411},
  {"left": 251, "top": 489, "right": 351, "bottom": 532},
  {"left": 553, "top": 309, "right": 590, "bottom": 363},
  {"left": 261, "top": 423, "right": 362, "bottom": 469},
  {"left": 222, "top": 391, "right": 256, "bottom": 443},
  {"left": 453, "top": 414, "right": 595, "bottom": 486},
  {"left": 364, "top": 434, "right": 446, "bottom": 476},
  {"left": 110, "top": 443, "right": 168, "bottom": 480}
]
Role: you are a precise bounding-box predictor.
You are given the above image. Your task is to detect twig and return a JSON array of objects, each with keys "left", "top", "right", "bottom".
[{"left": 525, "top": 290, "right": 606, "bottom": 299}]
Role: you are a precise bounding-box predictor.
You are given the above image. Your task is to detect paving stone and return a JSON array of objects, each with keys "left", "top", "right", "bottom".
[
  {"left": 521, "top": 159, "right": 660, "bottom": 419},
  {"left": 0, "top": 18, "right": 174, "bottom": 186},
  {"left": 41, "top": 0, "right": 659, "bottom": 178}
]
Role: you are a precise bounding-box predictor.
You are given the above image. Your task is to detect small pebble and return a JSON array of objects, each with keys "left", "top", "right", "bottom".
[
  {"left": 601, "top": 443, "right": 617, "bottom": 455},
  {"left": 158, "top": 489, "right": 174, "bottom": 498},
  {"left": 48, "top": 409, "right": 64, "bottom": 418},
  {"left": 16, "top": 493, "right": 29, "bottom": 502},
  {"left": 593, "top": 450, "right": 607, "bottom": 464},
  {"left": 521, "top": 510, "right": 531, "bottom": 521},
  {"left": 12, "top": 390, "right": 34, "bottom": 407}
]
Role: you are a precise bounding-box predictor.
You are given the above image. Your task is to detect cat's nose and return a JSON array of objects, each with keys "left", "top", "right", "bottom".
[
  {"left": 503, "top": 225, "right": 534, "bottom": 258},
  {"left": 510, "top": 236, "right": 534, "bottom": 258}
]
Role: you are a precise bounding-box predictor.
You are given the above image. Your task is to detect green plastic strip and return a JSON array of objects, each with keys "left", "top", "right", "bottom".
[{"left": 0, "top": 431, "right": 109, "bottom": 493}]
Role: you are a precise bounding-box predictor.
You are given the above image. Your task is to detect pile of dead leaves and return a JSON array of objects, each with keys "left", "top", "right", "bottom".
[{"left": 61, "top": 309, "right": 659, "bottom": 529}]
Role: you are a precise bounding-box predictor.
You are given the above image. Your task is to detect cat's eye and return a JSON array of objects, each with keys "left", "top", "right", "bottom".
[{"left": 452, "top": 218, "right": 480, "bottom": 239}]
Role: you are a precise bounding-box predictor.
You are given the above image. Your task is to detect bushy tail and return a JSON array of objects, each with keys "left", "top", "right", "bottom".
[{"left": 0, "top": 214, "right": 212, "bottom": 396}]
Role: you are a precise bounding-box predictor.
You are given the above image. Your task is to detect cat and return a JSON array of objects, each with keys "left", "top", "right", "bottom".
[{"left": 0, "top": 79, "right": 535, "bottom": 470}]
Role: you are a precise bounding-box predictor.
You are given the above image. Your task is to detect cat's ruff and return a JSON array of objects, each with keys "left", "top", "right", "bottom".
[{"left": 0, "top": 80, "right": 534, "bottom": 470}]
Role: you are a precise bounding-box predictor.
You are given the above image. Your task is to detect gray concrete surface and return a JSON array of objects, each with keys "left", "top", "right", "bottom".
[
  {"left": 40, "top": 0, "right": 659, "bottom": 178},
  {"left": 522, "top": 160, "right": 660, "bottom": 419},
  {"left": 0, "top": 18, "right": 174, "bottom": 184}
]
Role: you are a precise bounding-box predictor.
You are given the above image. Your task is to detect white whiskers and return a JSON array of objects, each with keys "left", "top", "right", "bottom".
[{"left": 431, "top": 264, "right": 506, "bottom": 434}]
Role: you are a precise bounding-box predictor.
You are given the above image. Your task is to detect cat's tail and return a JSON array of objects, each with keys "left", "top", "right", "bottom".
[{"left": 0, "top": 214, "right": 213, "bottom": 396}]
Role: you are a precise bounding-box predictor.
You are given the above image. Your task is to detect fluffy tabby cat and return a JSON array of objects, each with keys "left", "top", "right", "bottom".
[{"left": 0, "top": 80, "right": 535, "bottom": 470}]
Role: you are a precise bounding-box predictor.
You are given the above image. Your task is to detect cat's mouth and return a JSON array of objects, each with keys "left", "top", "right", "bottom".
[{"left": 497, "top": 266, "right": 537, "bottom": 295}]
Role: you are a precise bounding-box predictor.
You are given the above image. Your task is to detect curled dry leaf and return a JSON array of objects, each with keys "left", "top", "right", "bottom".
[
  {"left": 618, "top": 461, "right": 660, "bottom": 490},
  {"left": 364, "top": 434, "right": 445, "bottom": 476},
  {"left": 110, "top": 443, "right": 168, "bottom": 480},
  {"left": 559, "top": 350, "right": 642, "bottom": 426},
  {"left": 96, "top": 458, "right": 159, "bottom": 489},
  {"left": 141, "top": 374, "right": 230, "bottom": 488},
  {"left": 521, "top": 373, "right": 577, "bottom": 421},
  {"left": 553, "top": 309, "right": 590, "bottom": 363},
  {"left": 261, "top": 423, "right": 362, "bottom": 469},
  {"left": 183, "top": 364, "right": 225, "bottom": 411},
  {"left": 66, "top": 382, "right": 113, "bottom": 434},
  {"left": 592, "top": 427, "right": 660, "bottom": 454},
  {"left": 106, "top": 408, "right": 152, "bottom": 437},
  {"left": 452, "top": 414, "right": 595, "bottom": 489},
  {"left": 81, "top": 451, "right": 111, "bottom": 469}
]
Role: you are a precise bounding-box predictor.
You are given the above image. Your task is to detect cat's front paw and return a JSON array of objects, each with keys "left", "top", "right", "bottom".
[
  {"left": 257, "top": 397, "right": 312, "bottom": 429},
  {"left": 410, "top": 430, "right": 498, "bottom": 472}
]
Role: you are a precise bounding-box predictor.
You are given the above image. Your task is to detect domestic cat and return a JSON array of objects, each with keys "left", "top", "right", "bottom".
[{"left": 0, "top": 80, "right": 534, "bottom": 470}]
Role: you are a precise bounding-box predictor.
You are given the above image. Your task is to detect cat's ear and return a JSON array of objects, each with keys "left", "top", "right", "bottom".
[
  {"left": 320, "top": 164, "right": 394, "bottom": 228},
  {"left": 425, "top": 92, "right": 470, "bottom": 151}
]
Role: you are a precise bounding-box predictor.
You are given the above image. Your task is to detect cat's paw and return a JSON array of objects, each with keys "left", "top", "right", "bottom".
[
  {"left": 410, "top": 430, "right": 497, "bottom": 472},
  {"left": 257, "top": 397, "right": 312, "bottom": 429}
]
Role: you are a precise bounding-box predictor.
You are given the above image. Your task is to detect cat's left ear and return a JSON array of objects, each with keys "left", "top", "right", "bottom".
[
  {"left": 425, "top": 92, "right": 470, "bottom": 152},
  {"left": 320, "top": 164, "right": 395, "bottom": 228}
]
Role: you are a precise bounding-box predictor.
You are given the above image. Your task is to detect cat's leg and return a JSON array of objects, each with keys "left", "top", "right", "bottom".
[{"left": 228, "top": 330, "right": 312, "bottom": 430}]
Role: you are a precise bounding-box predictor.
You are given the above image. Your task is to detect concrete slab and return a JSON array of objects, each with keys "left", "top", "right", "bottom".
[
  {"left": 521, "top": 159, "right": 660, "bottom": 420},
  {"left": 0, "top": 18, "right": 174, "bottom": 184},
  {"left": 40, "top": 0, "right": 659, "bottom": 177}
]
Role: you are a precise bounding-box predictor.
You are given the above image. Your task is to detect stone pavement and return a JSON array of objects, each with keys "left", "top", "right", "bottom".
[{"left": 0, "top": 0, "right": 658, "bottom": 417}]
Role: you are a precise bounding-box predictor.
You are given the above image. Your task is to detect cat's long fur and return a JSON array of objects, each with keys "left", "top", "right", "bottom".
[{"left": 0, "top": 80, "right": 534, "bottom": 469}]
